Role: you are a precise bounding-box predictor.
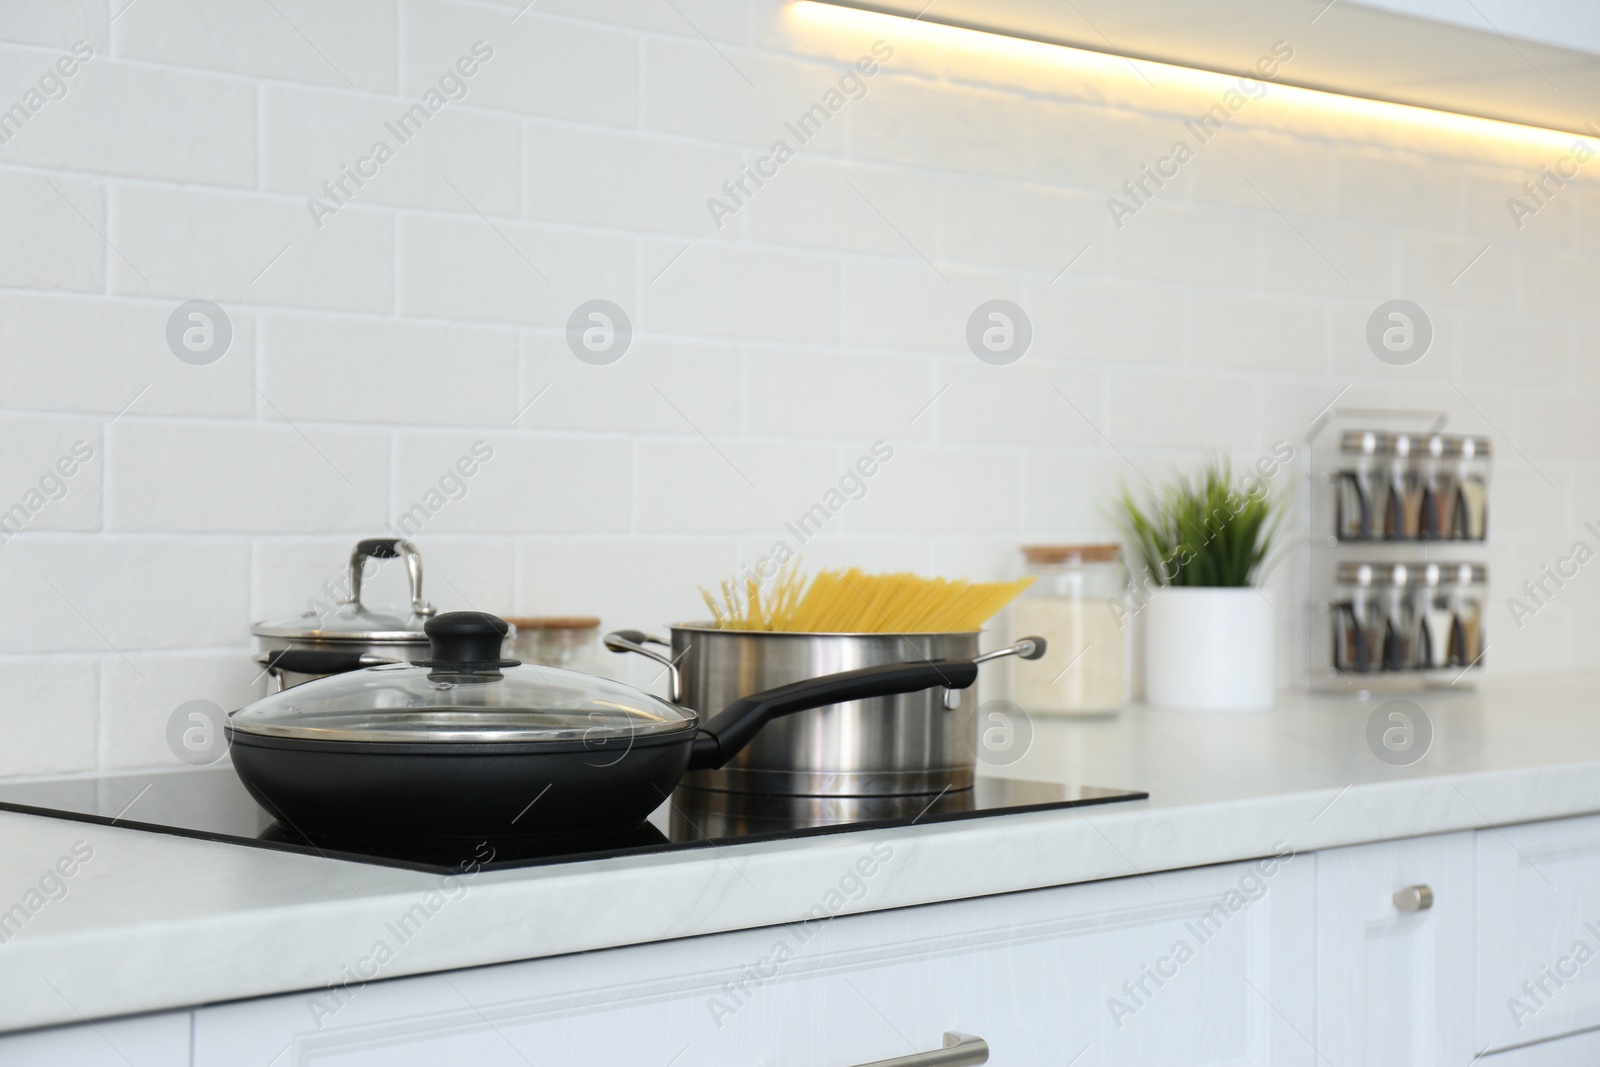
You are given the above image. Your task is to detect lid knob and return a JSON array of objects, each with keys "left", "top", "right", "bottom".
[{"left": 424, "top": 611, "right": 510, "bottom": 667}]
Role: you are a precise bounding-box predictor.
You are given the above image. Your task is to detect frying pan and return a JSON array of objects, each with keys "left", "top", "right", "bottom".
[{"left": 226, "top": 612, "right": 1044, "bottom": 839}]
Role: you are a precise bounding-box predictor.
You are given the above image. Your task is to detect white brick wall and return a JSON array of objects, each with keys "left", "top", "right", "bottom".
[{"left": 0, "top": 0, "right": 1594, "bottom": 775}]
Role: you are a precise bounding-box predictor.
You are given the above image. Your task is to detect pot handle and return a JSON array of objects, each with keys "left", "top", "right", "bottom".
[
  {"left": 687, "top": 642, "right": 1047, "bottom": 772},
  {"left": 258, "top": 649, "right": 395, "bottom": 676},
  {"left": 603, "top": 630, "right": 682, "bottom": 703},
  {"left": 348, "top": 538, "right": 435, "bottom": 618}
]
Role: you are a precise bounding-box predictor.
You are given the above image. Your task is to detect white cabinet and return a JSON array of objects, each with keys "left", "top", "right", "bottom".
[
  {"left": 0, "top": 1011, "right": 190, "bottom": 1067},
  {"left": 1477, "top": 812, "right": 1600, "bottom": 1051},
  {"left": 28, "top": 813, "right": 1600, "bottom": 1064},
  {"left": 1315, "top": 832, "right": 1477, "bottom": 1067},
  {"left": 192, "top": 852, "right": 1316, "bottom": 1067}
]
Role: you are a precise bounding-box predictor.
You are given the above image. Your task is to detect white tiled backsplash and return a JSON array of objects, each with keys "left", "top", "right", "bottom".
[{"left": 1, "top": 0, "right": 1594, "bottom": 776}]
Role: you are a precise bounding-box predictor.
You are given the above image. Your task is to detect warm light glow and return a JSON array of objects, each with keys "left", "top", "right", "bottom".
[{"left": 790, "top": 0, "right": 1587, "bottom": 155}]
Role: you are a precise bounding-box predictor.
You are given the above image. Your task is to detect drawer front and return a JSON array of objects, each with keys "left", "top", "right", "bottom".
[
  {"left": 0, "top": 1011, "right": 191, "bottom": 1067},
  {"left": 194, "top": 852, "right": 1315, "bottom": 1067},
  {"left": 1316, "top": 833, "right": 1476, "bottom": 1067},
  {"left": 1478, "top": 813, "right": 1600, "bottom": 1050}
]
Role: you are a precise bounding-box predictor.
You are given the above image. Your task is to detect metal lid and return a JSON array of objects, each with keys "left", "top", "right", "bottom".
[
  {"left": 1337, "top": 562, "right": 1487, "bottom": 587},
  {"left": 251, "top": 538, "right": 436, "bottom": 644},
  {"left": 1340, "top": 430, "right": 1389, "bottom": 456},
  {"left": 1339, "top": 431, "right": 1492, "bottom": 459},
  {"left": 230, "top": 612, "right": 694, "bottom": 744},
  {"left": 1425, "top": 562, "right": 1488, "bottom": 586}
]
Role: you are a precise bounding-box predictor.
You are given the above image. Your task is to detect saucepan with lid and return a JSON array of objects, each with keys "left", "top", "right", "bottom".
[
  {"left": 251, "top": 538, "right": 438, "bottom": 690},
  {"left": 225, "top": 611, "right": 1045, "bottom": 838}
]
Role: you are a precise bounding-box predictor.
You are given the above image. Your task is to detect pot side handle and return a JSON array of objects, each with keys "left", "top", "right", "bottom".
[
  {"left": 602, "top": 630, "right": 682, "bottom": 703},
  {"left": 258, "top": 649, "right": 394, "bottom": 676},
  {"left": 688, "top": 659, "right": 983, "bottom": 771}
]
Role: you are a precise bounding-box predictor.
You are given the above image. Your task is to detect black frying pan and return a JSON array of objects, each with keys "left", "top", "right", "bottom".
[{"left": 226, "top": 612, "right": 1043, "bottom": 840}]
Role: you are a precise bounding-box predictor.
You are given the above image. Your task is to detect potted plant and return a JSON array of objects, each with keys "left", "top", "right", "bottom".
[{"left": 1114, "top": 458, "right": 1287, "bottom": 710}]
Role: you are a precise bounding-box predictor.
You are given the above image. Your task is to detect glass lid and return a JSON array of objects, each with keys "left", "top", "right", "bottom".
[
  {"left": 250, "top": 537, "right": 437, "bottom": 643},
  {"left": 230, "top": 613, "right": 695, "bottom": 744},
  {"left": 250, "top": 600, "right": 433, "bottom": 643}
]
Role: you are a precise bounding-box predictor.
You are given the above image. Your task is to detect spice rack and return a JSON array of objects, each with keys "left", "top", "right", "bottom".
[{"left": 1299, "top": 408, "right": 1491, "bottom": 692}]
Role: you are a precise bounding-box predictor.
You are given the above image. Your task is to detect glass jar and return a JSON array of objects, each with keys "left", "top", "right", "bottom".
[
  {"left": 1415, "top": 564, "right": 1456, "bottom": 669},
  {"left": 1453, "top": 436, "right": 1491, "bottom": 541},
  {"left": 1332, "top": 564, "right": 1382, "bottom": 673},
  {"left": 1420, "top": 434, "right": 1456, "bottom": 540},
  {"left": 1385, "top": 433, "right": 1425, "bottom": 540},
  {"left": 504, "top": 616, "right": 606, "bottom": 676},
  {"left": 1442, "top": 563, "right": 1487, "bottom": 666},
  {"left": 1011, "top": 545, "right": 1129, "bottom": 716},
  {"left": 1377, "top": 564, "right": 1418, "bottom": 671},
  {"left": 1336, "top": 430, "right": 1387, "bottom": 541}
]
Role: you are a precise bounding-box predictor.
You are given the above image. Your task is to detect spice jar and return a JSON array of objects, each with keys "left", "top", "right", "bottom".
[
  {"left": 504, "top": 616, "right": 606, "bottom": 676},
  {"left": 1416, "top": 564, "right": 1457, "bottom": 669},
  {"left": 1453, "top": 437, "right": 1491, "bottom": 541},
  {"left": 1420, "top": 434, "right": 1457, "bottom": 540},
  {"left": 1378, "top": 564, "right": 1418, "bottom": 670},
  {"left": 1385, "top": 434, "right": 1425, "bottom": 540},
  {"left": 1442, "top": 563, "right": 1487, "bottom": 666},
  {"left": 1011, "top": 545, "right": 1129, "bottom": 715},
  {"left": 1336, "top": 431, "right": 1387, "bottom": 541},
  {"left": 1333, "top": 565, "right": 1383, "bottom": 673}
]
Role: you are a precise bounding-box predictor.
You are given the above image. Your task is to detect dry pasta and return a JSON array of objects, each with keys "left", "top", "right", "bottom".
[{"left": 702, "top": 565, "right": 1032, "bottom": 633}]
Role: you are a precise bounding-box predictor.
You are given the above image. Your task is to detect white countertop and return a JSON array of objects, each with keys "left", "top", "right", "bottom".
[{"left": 5, "top": 671, "right": 1600, "bottom": 1033}]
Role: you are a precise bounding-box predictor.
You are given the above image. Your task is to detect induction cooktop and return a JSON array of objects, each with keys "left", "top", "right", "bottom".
[{"left": 0, "top": 769, "right": 1147, "bottom": 875}]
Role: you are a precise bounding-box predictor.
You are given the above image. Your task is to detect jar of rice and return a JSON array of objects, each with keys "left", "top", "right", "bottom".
[{"left": 1011, "top": 545, "right": 1129, "bottom": 716}]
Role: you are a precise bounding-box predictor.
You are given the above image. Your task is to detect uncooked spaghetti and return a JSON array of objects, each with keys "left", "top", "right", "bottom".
[{"left": 702, "top": 566, "right": 1032, "bottom": 633}]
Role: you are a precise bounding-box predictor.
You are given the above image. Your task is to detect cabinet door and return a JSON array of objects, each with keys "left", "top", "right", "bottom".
[
  {"left": 1478, "top": 813, "right": 1600, "bottom": 1051},
  {"left": 194, "top": 853, "right": 1316, "bottom": 1067},
  {"left": 0, "top": 1011, "right": 191, "bottom": 1067},
  {"left": 1316, "top": 832, "right": 1476, "bottom": 1067}
]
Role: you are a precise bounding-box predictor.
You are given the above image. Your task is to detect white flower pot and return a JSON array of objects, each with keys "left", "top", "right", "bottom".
[{"left": 1144, "top": 587, "right": 1276, "bottom": 710}]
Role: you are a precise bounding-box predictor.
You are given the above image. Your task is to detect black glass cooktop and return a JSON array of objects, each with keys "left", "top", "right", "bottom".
[{"left": 0, "top": 769, "right": 1147, "bottom": 875}]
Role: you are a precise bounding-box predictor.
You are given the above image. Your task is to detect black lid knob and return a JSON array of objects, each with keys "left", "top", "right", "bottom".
[{"left": 424, "top": 611, "right": 510, "bottom": 667}]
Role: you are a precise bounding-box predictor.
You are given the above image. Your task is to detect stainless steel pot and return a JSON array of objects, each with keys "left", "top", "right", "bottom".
[
  {"left": 606, "top": 626, "right": 1042, "bottom": 798},
  {"left": 251, "top": 538, "right": 436, "bottom": 690}
]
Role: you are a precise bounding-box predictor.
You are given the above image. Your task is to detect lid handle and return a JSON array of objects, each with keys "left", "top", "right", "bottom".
[
  {"left": 348, "top": 538, "right": 435, "bottom": 618},
  {"left": 423, "top": 611, "right": 512, "bottom": 669}
]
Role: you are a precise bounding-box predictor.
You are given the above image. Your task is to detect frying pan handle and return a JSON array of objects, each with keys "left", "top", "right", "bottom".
[
  {"left": 688, "top": 659, "right": 983, "bottom": 771},
  {"left": 603, "top": 630, "right": 681, "bottom": 703}
]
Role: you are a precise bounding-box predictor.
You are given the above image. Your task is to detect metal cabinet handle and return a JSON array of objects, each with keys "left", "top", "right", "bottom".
[
  {"left": 1393, "top": 884, "right": 1434, "bottom": 912},
  {"left": 841, "top": 1032, "right": 989, "bottom": 1067}
]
